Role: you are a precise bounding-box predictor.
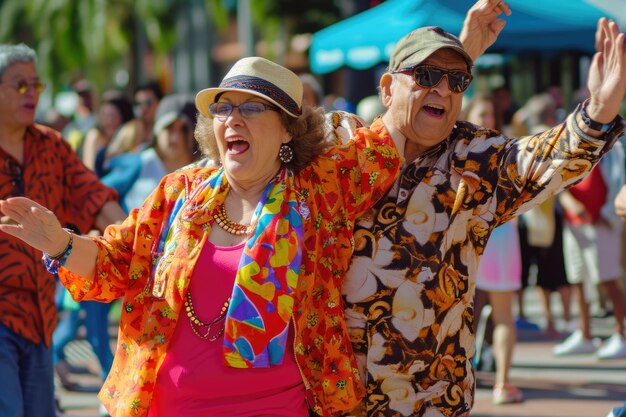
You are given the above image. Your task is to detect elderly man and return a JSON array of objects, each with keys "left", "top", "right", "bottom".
[
  {"left": 0, "top": 43, "right": 125, "bottom": 417},
  {"left": 338, "top": 5, "right": 626, "bottom": 417}
]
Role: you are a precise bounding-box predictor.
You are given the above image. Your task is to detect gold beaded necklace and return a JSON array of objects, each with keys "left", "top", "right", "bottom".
[
  {"left": 213, "top": 203, "right": 251, "bottom": 236},
  {"left": 184, "top": 291, "right": 231, "bottom": 341}
]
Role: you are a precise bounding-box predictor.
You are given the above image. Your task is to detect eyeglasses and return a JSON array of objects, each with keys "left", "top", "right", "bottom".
[
  {"left": 395, "top": 65, "right": 473, "bottom": 94},
  {"left": 3, "top": 159, "right": 24, "bottom": 196},
  {"left": 208, "top": 102, "right": 279, "bottom": 120},
  {"left": 0, "top": 79, "right": 46, "bottom": 95}
]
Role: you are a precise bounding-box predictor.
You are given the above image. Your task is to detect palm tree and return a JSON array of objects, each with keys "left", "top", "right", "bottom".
[
  {"left": 0, "top": 0, "right": 343, "bottom": 95},
  {"left": 0, "top": 0, "right": 180, "bottom": 94},
  {"left": 206, "top": 0, "right": 341, "bottom": 62}
]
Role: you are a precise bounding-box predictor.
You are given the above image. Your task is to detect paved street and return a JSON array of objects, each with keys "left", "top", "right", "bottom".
[
  {"left": 56, "top": 288, "right": 626, "bottom": 417},
  {"left": 472, "top": 333, "right": 626, "bottom": 417}
]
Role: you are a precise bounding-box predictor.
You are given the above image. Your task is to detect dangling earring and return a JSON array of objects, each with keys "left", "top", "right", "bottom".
[{"left": 279, "top": 143, "right": 294, "bottom": 164}]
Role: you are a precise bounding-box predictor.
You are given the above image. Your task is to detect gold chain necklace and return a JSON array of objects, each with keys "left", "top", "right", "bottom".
[
  {"left": 184, "top": 291, "right": 231, "bottom": 341},
  {"left": 213, "top": 203, "right": 251, "bottom": 236}
]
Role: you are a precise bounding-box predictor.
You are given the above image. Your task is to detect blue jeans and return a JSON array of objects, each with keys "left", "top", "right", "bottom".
[
  {"left": 82, "top": 300, "right": 114, "bottom": 380},
  {"left": 0, "top": 322, "right": 55, "bottom": 417},
  {"left": 53, "top": 294, "right": 114, "bottom": 381}
]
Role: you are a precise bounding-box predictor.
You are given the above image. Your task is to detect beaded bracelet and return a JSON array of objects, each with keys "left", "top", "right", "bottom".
[{"left": 42, "top": 229, "right": 74, "bottom": 275}]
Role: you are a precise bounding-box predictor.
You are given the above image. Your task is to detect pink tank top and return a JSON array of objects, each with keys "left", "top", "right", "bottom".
[{"left": 148, "top": 240, "right": 307, "bottom": 417}]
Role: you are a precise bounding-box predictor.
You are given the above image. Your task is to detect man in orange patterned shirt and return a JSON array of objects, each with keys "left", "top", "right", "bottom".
[{"left": 0, "top": 44, "right": 125, "bottom": 417}]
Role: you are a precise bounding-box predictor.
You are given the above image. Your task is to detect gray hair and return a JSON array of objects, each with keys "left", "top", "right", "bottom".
[{"left": 0, "top": 43, "right": 37, "bottom": 78}]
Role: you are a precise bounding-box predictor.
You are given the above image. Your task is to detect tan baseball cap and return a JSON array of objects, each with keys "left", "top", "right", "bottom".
[
  {"left": 195, "top": 56, "right": 303, "bottom": 118},
  {"left": 388, "top": 26, "right": 473, "bottom": 72}
]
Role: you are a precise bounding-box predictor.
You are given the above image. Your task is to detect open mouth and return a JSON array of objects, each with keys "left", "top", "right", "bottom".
[
  {"left": 422, "top": 104, "right": 444, "bottom": 117},
  {"left": 227, "top": 139, "right": 250, "bottom": 154}
]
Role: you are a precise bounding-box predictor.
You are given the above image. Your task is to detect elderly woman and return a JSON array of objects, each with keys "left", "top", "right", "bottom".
[{"left": 0, "top": 57, "right": 401, "bottom": 417}]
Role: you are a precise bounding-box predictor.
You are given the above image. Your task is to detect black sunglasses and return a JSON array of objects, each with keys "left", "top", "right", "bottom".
[
  {"left": 3, "top": 159, "right": 24, "bottom": 196},
  {"left": 395, "top": 65, "right": 473, "bottom": 94}
]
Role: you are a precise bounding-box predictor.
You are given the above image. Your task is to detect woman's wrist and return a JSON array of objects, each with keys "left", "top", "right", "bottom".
[
  {"left": 43, "top": 229, "right": 74, "bottom": 274},
  {"left": 47, "top": 229, "right": 73, "bottom": 259}
]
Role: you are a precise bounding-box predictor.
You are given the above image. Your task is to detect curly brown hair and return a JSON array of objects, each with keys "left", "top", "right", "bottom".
[{"left": 194, "top": 105, "right": 333, "bottom": 173}]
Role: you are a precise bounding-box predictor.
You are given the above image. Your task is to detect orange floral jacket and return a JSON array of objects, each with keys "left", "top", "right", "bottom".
[{"left": 59, "top": 121, "right": 402, "bottom": 417}]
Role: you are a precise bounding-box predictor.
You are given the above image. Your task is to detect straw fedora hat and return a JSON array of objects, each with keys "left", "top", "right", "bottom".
[{"left": 195, "top": 56, "right": 303, "bottom": 118}]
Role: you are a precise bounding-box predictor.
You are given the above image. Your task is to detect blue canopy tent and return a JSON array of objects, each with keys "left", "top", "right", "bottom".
[{"left": 309, "top": 0, "right": 615, "bottom": 74}]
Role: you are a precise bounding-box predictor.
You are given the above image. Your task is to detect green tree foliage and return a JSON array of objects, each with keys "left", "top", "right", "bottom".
[
  {"left": 0, "top": 0, "right": 180, "bottom": 93},
  {"left": 0, "top": 0, "right": 343, "bottom": 93},
  {"left": 251, "top": 0, "right": 342, "bottom": 46},
  {"left": 206, "top": 0, "right": 342, "bottom": 60},
  {"left": 257, "top": 0, "right": 341, "bottom": 34}
]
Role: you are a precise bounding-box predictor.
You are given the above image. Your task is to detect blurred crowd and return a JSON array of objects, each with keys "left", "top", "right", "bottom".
[{"left": 3, "top": 14, "right": 626, "bottom": 415}]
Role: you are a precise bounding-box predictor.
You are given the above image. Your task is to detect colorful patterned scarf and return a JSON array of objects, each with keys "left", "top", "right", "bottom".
[{"left": 155, "top": 168, "right": 303, "bottom": 368}]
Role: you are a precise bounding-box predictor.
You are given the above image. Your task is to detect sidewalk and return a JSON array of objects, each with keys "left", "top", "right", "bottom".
[
  {"left": 472, "top": 288, "right": 626, "bottom": 417},
  {"left": 56, "top": 288, "right": 626, "bottom": 417},
  {"left": 472, "top": 332, "right": 626, "bottom": 417}
]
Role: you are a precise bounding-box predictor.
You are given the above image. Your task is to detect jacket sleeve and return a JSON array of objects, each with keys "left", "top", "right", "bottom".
[
  {"left": 305, "top": 114, "right": 403, "bottom": 220},
  {"left": 58, "top": 171, "right": 192, "bottom": 302},
  {"left": 474, "top": 109, "right": 625, "bottom": 223}
]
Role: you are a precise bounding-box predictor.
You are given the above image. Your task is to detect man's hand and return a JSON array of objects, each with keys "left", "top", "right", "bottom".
[
  {"left": 585, "top": 18, "right": 626, "bottom": 125},
  {"left": 615, "top": 184, "right": 626, "bottom": 220},
  {"left": 460, "top": 0, "right": 511, "bottom": 62}
]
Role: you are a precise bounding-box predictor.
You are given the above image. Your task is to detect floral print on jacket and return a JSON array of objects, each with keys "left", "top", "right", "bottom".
[
  {"left": 341, "top": 112, "right": 624, "bottom": 417},
  {"left": 58, "top": 116, "right": 402, "bottom": 417}
]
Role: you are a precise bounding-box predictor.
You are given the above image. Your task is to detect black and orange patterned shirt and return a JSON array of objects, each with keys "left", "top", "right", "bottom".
[
  {"left": 0, "top": 124, "right": 117, "bottom": 346},
  {"left": 340, "top": 113, "right": 624, "bottom": 417}
]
